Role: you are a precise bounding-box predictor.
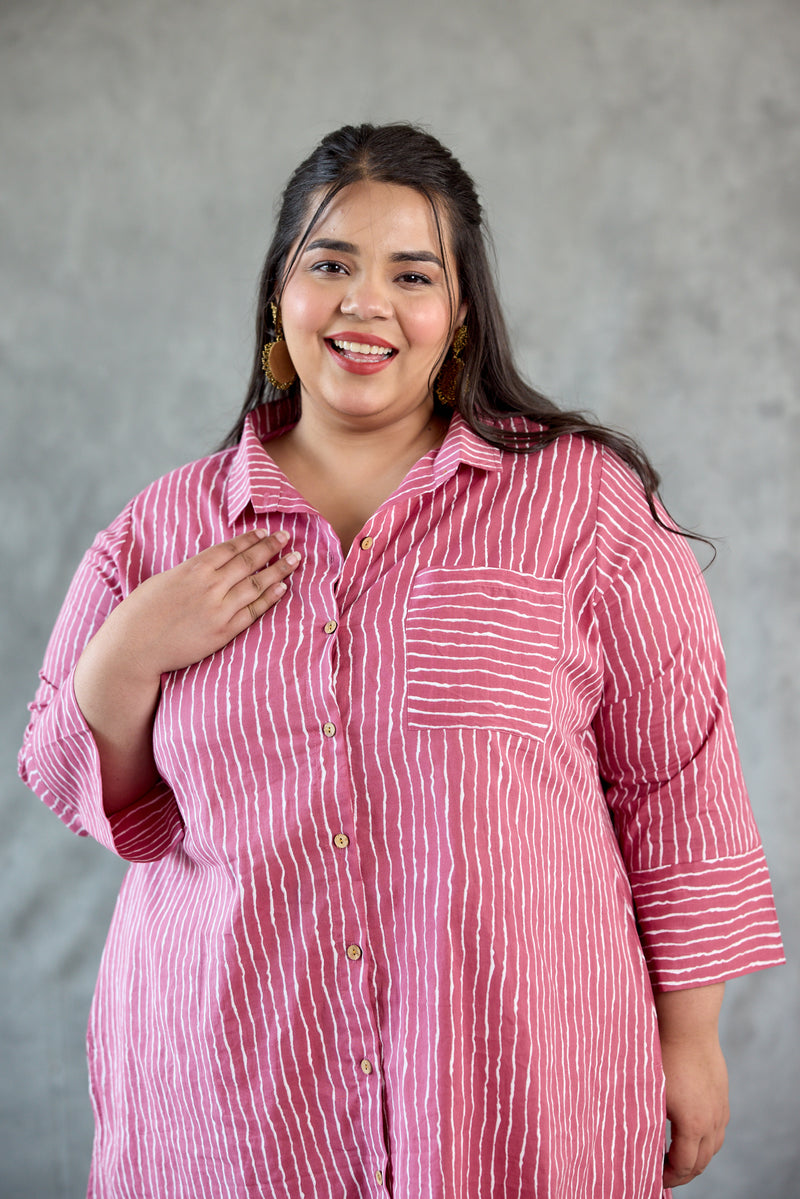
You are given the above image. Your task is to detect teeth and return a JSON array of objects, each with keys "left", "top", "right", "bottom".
[{"left": 332, "top": 339, "right": 393, "bottom": 357}]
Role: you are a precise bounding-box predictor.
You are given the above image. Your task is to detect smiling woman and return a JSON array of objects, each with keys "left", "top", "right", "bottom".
[
  {"left": 260, "top": 180, "right": 466, "bottom": 548},
  {"left": 281, "top": 182, "right": 463, "bottom": 413},
  {"left": 18, "top": 123, "right": 784, "bottom": 1199}
]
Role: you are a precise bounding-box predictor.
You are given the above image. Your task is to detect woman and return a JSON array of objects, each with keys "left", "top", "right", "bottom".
[{"left": 20, "top": 123, "right": 784, "bottom": 1198}]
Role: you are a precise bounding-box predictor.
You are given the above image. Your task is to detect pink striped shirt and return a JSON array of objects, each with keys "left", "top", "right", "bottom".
[{"left": 19, "top": 402, "right": 784, "bottom": 1198}]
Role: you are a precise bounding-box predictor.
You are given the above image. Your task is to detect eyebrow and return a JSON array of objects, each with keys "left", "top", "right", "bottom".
[{"left": 305, "top": 238, "right": 443, "bottom": 268}]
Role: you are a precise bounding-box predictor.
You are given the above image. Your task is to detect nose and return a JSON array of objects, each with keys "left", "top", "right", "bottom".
[{"left": 339, "top": 271, "right": 393, "bottom": 321}]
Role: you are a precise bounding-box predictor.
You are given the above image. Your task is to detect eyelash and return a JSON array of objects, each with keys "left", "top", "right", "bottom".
[
  {"left": 311, "top": 261, "right": 348, "bottom": 275},
  {"left": 309, "top": 261, "right": 432, "bottom": 286}
]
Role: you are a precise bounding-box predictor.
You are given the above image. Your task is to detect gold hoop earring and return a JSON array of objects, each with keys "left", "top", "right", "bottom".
[
  {"left": 435, "top": 324, "right": 468, "bottom": 407},
  {"left": 261, "top": 302, "right": 297, "bottom": 390}
]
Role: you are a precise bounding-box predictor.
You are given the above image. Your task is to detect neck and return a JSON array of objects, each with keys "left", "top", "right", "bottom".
[
  {"left": 260, "top": 391, "right": 452, "bottom": 553},
  {"left": 285, "top": 393, "right": 449, "bottom": 474}
]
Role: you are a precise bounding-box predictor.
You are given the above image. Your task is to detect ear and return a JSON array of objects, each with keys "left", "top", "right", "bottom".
[{"left": 456, "top": 300, "right": 468, "bottom": 327}]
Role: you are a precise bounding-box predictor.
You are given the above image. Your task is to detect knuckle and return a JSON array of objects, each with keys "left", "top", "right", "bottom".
[{"left": 184, "top": 556, "right": 205, "bottom": 579}]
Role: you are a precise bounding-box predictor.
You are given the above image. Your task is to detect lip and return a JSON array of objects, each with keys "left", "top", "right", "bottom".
[
  {"left": 329, "top": 331, "right": 398, "bottom": 350},
  {"left": 324, "top": 332, "right": 399, "bottom": 376}
]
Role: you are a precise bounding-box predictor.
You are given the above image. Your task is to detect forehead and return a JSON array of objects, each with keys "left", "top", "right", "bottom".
[{"left": 304, "top": 180, "right": 451, "bottom": 254}]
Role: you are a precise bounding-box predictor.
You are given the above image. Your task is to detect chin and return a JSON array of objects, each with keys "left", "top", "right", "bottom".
[{"left": 307, "top": 382, "right": 424, "bottom": 422}]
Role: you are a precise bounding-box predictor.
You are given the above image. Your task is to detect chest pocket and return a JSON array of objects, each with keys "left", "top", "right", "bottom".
[{"left": 404, "top": 567, "right": 564, "bottom": 739}]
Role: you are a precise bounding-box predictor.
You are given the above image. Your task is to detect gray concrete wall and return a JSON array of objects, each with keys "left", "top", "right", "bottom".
[{"left": 2, "top": 0, "right": 797, "bottom": 1194}]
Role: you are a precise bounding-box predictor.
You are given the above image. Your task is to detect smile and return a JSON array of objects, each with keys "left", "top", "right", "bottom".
[
  {"left": 332, "top": 339, "right": 394, "bottom": 358},
  {"left": 324, "top": 336, "right": 398, "bottom": 375}
]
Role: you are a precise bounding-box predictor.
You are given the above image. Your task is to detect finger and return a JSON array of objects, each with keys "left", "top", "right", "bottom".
[
  {"left": 663, "top": 1131, "right": 703, "bottom": 1188},
  {"left": 245, "top": 579, "right": 288, "bottom": 627},
  {"left": 204, "top": 529, "right": 290, "bottom": 574},
  {"left": 228, "top": 551, "right": 301, "bottom": 626},
  {"left": 712, "top": 1118, "right": 728, "bottom": 1157},
  {"left": 224, "top": 578, "right": 288, "bottom": 637}
]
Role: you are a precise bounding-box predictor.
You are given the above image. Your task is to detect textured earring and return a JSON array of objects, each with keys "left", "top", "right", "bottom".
[
  {"left": 435, "top": 325, "right": 468, "bottom": 407},
  {"left": 261, "top": 302, "right": 297, "bottom": 390}
]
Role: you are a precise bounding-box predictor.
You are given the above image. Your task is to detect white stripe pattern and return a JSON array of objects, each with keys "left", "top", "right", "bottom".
[{"left": 19, "top": 403, "right": 784, "bottom": 1198}]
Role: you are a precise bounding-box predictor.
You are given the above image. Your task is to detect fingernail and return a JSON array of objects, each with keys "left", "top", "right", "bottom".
[
  {"left": 274, "top": 581, "right": 287, "bottom": 595},
  {"left": 285, "top": 551, "right": 301, "bottom": 565},
  {"left": 274, "top": 530, "right": 290, "bottom": 544}
]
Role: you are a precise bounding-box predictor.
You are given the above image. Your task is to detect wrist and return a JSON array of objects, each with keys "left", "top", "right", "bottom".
[
  {"left": 655, "top": 982, "right": 725, "bottom": 1046},
  {"left": 74, "top": 620, "right": 163, "bottom": 731},
  {"left": 91, "top": 601, "right": 165, "bottom": 691}
]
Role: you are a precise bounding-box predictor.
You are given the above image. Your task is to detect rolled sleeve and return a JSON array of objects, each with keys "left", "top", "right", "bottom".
[
  {"left": 592, "top": 453, "right": 784, "bottom": 989},
  {"left": 629, "top": 850, "right": 785, "bottom": 990},
  {"left": 18, "top": 511, "right": 184, "bottom": 863}
]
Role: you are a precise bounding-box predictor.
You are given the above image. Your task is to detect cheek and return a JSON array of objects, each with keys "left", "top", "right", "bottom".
[
  {"left": 405, "top": 301, "right": 453, "bottom": 356},
  {"left": 281, "top": 284, "right": 329, "bottom": 343}
]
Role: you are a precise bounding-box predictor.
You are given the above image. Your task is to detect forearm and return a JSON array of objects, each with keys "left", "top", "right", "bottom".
[
  {"left": 655, "top": 982, "right": 725, "bottom": 1046},
  {"left": 73, "top": 610, "right": 162, "bottom": 816}
]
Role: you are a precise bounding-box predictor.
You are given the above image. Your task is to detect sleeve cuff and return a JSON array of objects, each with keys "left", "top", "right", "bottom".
[
  {"left": 104, "top": 780, "right": 185, "bottom": 861},
  {"left": 629, "top": 848, "right": 786, "bottom": 991},
  {"left": 19, "top": 668, "right": 184, "bottom": 863}
]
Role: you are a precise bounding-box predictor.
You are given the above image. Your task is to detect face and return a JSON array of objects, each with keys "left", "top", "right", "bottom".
[{"left": 279, "top": 180, "right": 467, "bottom": 428}]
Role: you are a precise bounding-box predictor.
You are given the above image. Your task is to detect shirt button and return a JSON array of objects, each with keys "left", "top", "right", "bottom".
[
  {"left": 322, "top": 722, "right": 336, "bottom": 738},
  {"left": 323, "top": 619, "right": 338, "bottom": 634},
  {"left": 333, "top": 833, "right": 350, "bottom": 849},
  {"left": 360, "top": 535, "right": 374, "bottom": 550},
  {"left": 346, "top": 944, "right": 363, "bottom": 961},
  {"left": 360, "top": 1058, "right": 373, "bottom": 1075},
  {"left": 376, "top": 1170, "right": 384, "bottom": 1185}
]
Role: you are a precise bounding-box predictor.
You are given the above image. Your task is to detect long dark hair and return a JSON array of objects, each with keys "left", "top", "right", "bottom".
[{"left": 219, "top": 122, "right": 707, "bottom": 550}]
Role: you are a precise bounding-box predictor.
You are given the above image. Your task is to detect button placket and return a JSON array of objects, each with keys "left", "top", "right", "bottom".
[{"left": 314, "top": 545, "right": 392, "bottom": 1184}]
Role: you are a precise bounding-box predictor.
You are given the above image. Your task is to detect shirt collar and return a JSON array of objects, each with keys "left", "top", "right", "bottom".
[
  {"left": 224, "top": 398, "right": 302, "bottom": 521},
  {"left": 224, "top": 400, "right": 503, "bottom": 521},
  {"left": 431, "top": 411, "right": 504, "bottom": 483}
]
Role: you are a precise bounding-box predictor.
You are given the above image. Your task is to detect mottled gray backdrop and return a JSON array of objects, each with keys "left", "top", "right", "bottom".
[{"left": 2, "top": 0, "right": 798, "bottom": 1195}]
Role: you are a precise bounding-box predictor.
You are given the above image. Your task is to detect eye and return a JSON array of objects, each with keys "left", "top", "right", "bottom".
[
  {"left": 310, "top": 259, "right": 349, "bottom": 275},
  {"left": 397, "top": 271, "right": 432, "bottom": 286}
]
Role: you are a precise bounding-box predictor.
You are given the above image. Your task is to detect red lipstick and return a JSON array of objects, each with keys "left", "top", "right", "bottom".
[
  {"left": 325, "top": 332, "right": 398, "bottom": 375},
  {"left": 329, "top": 331, "right": 397, "bottom": 349}
]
